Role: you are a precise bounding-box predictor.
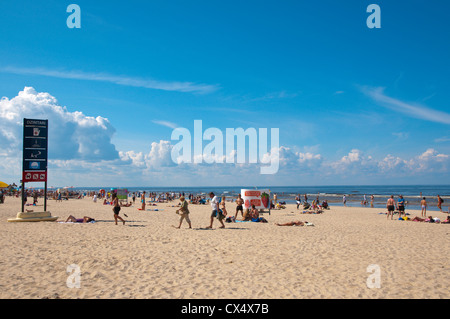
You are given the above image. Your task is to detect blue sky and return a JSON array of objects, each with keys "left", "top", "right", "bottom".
[{"left": 1, "top": 1, "right": 450, "bottom": 187}]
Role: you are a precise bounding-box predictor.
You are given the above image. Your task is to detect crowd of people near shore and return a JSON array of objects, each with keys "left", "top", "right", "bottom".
[
  {"left": 94, "top": 191, "right": 327, "bottom": 228},
  {"left": 381, "top": 194, "right": 449, "bottom": 223},
  {"left": 5, "top": 186, "right": 448, "bottom": 227}
]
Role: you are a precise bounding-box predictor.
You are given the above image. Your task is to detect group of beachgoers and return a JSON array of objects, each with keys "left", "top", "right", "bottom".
[
  {"left": 62, "top": 189, "right": 449, "bottom": 228},
  {"left": 342, "top": 194, "right": 376, "bottom": 207},
  {"left": 172, "top": 192, "right": 269, "bottom": 229},
  {"left": 383, "top": 194, "right": 449, "bottom": 223},
  {"left": 295, "top": 194, "right": 328, "bottom": 213}
]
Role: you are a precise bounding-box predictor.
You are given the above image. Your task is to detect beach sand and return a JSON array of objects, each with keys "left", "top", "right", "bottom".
[{"left": 0, "top": 196, "right": 449, "bottom": 299}]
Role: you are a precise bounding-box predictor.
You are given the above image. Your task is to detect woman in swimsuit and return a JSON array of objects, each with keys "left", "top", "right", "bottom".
[
  {"left": 437, "top": 195, "right": 443, "bottom": 212},
  {"left": 386, "top": 195, "right": 395, "bottom": 220},
  {"left": 221, "top": 196, "right": 228, "bottom": 217},
  {"left": 141, "top": 191, "right": 146, "bottom": 211},
  {"left": 112, "top": 193, "right": 126, "bottom": 225}
]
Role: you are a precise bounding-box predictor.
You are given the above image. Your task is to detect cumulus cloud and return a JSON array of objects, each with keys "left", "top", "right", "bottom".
[
  {"left": 1, "top": 88, "right": 449, "bottom": 186},
  {"left": 328, "top": 149, "right": 378, "bottom": 176},
  {"left": 327, "top": 148, "right": 450, "bottom": 178},
  {"left": 415, "top": 148, "right": 449, "bottom": 172},
  {"left": 0, "top": 87, "right": 119, "bottom": 161},
  {"left": 276, "top": 146, "right": 322, "bottom": 169},
  {"left": 119, "top": 140, "right": 175, "bottom": 171}
]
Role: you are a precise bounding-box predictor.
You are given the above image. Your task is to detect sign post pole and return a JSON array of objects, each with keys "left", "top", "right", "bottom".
[{"left": 21, "top": 180, "right": 24, "bottom": 213}]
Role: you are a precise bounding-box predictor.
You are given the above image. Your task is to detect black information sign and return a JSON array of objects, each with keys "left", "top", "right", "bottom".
[{"left": 22, "top": 118, "right": 49, "bottom": 212}]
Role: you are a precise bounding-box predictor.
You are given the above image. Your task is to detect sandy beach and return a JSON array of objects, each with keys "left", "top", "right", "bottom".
[{"left": 0, "top": 195, "right": 449, "bottom": 299}]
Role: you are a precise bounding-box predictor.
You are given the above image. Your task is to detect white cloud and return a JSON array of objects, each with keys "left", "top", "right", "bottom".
[
  {"left": 120, "top": 140, "right": 175, "bottom": 171},
  {"left": 1, "top": 66, "right": 219, "bottom": 94},
  {"left": 1, "top": 87, "right": 449, "bottom": 186},
  {"left": 415, "top": 148, "right": 449, "bottom": 172},
  {"left": 327, "top": 149, "right": 379, "bottom": 176},
  {"left": 434, "top": 136, "right": 450, "bottom": 143},
  {"left": 362, "top": 86, "right": 450, "bottom": 125},
  {"left": 328, "top": 148, "right": 449, "bottom": 178},
  {"left": 0, "top": 87, "right": 119, "bottom": 161},
  {"left": 151, "top": 120, "right": 179, "bottom": 129}
]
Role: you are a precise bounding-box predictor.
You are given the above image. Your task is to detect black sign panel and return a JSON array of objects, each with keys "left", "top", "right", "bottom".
[
  {"left": 23, "top": 118, "right": 48, "bottom": 182},
  {"left": 23, "top": 137, "right": 47, "bottom": 149},
  {"left": 24, "top": 126, "right": 48, "bottom": 139},
  {"left": 23, "top": 148, "right": 48, "bottom": 161}
]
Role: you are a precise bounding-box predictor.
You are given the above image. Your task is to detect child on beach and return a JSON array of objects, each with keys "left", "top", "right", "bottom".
[{"left": 174, "top": 196, "right": 192, "bottom": 229}]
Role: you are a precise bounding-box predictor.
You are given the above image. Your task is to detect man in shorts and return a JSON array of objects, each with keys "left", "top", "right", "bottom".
[
  {"left": 235, "top": 194, "right": 244, "bottom": 219},
  {"left": 386, "top": 195, "right": 395, "bottom": 220},
  {"left": 207, "top": 192, "right": 225, "bottom": 229},
  {"left": 397, "top": 195, "right": 405, "bottom": 218}
]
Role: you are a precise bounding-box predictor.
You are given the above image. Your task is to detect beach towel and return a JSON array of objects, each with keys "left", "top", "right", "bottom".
[{"left": 251, "top": 217, "right": 268, "bottom": 223}]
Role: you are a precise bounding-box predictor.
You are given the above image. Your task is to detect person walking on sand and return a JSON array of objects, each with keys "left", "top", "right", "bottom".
[
  {"left": 343, "top": 195, "right": 347, "bottom": 207},
  {"left": 235, "top": 194, "right": 244, "bottom": 219},
  {"left": 207, "top": 192, "right": 225, "bottom": 229},
  {"left": 421, "top": 197, "right": 427, "bottom": 217},
  {"left": 112, "top": 193, "right": 126, "bottom": 225},
  {"left": 141, "top": 191, "right": 146, "bottom": 211},
  {"left": 370, "top": 194, "right": 374, "bottom": 208},
  {"left": 174, "top": 196, "right": 191, "bottom": 229},
  {"left": 386, "top": 195, "right": 395, "bottom": 220},
  {"left": 437, "top": 195, "right": 443, "bottom": 212}
]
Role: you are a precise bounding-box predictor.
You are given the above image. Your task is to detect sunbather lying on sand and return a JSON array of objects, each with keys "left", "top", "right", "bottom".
[
  {"left": 276, "top": 221, "right": 305, "bottom": 226},
  {"left": 302, "top": 210, "right": 323, "bottom": 214},
  {"left": 120, "top": 202, "right": 132, "bottom": 207},
  {"left": 275, "top": 220, "right": 314, "bottom": 226},
  {"left": 65, "top": 215, "right": 95, "bottom": 223}
]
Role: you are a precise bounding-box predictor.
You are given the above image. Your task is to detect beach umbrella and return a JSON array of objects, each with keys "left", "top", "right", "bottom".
[{"left": 0, "top": 181, "right": 9, "bottom": 188}]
